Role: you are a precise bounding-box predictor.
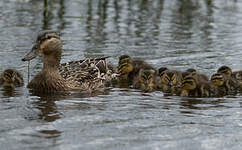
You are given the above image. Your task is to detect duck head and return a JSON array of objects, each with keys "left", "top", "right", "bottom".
[{"left": 22, "top": 30, "right": 62, "bottom": 70}]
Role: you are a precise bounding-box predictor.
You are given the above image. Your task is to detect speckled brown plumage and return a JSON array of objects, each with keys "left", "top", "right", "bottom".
[{"left": 22, "top": 30, "right": 114, "bottom": 93}]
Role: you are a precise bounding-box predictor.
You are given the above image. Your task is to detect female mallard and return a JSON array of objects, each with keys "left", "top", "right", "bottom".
[{"left": 22, "top": 30, "right": 114, "bottom": 93}]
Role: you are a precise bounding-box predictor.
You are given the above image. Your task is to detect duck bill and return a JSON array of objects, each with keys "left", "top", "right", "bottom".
[{"left": 22, "top": 43, "right": 40, "bottom": 61}]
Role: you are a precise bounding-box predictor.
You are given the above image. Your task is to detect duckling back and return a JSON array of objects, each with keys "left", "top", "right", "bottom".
[{"left": 185, "top": 68, "right": 209, "bottom": 82}]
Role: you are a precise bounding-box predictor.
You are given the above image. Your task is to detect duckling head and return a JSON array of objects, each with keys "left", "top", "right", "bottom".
[
  {"left": 217, "top": 66, "right": 232, "bottom": 77},
  {"left": 22, "top": 30, "right": 62, "bottom": 69},
  {"left": 180, "top": 76, "right": 197, "bottom": 90},
  {"left": 162, "top": 70, "right": 180, "bottom": 87},
  {"left": 138, "top": 68, "right": 156, "bottom": 92},
  {"left": 2, "top": 69, "right": 23, "bottom": 88},
  {"left": 158, "top": 67, "right": 168, "bottom": 77},
  {"left": 117, "top": 55, "right": 134, "bottom": 77},
  {"left": 211, "top": 73, "right": 225, "bottom": 86},
  {"left": 186, "top": 68, "right": 197, "bottom": 73}
]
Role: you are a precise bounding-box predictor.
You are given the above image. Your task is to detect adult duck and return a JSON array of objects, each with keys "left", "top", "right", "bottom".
[{"left": 22, "top": 30, "right": 114, "bottom": 93}]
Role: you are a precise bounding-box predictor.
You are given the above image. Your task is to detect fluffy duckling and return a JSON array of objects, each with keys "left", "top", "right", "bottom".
[
  {"left": 217, "top": 66, "right": 242, "bottom": 90},
  {"left": 157, "top": 69, "right": 183, "bottom": 94},
  {"left": 232, "top": 71, "right": 242, "bottom": 89},
  {"left": 117, "top": 55, "right": 154, "bottom": 85},
  {"left": 0, "top": 69, "right": 24, "bottom": 88},
  {"left": 133, "top": 68, "right": 157, "bottom": 92},
  {"left": 179, "top": 75, "right": 217, "bottom": 97},
  {"left": 211, "top": 73, "right": 240, "bottom": 96},
  {"left": 217, "top": 65, "right": 232, "bottom": 77}
]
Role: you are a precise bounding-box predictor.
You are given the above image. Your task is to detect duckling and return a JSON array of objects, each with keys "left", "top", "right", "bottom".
[
  {"left": 117, "top": 55, "right": 154, "bottom": 85},
  {"left": 179, "top": 75, "right": 217, "bottom": 97},
  {"left": 0, "top": 69, "right": 24, "bottom": 88},
  {"left": 185, "top": 68, "right": 209, "bottom": 82},
  {"left": 133, "top": 68, "right": 157, "bottom": 92},
  {"left": 217, "top": 65, "right": 232, "bottom": 77},
  {"left": 22, "top": 30, "right": 114, "bottom": 93},
  {"left": 232, "top": 71, "right": 242, "bottom": 89},
  {"left": 211, "top": 73, "right": 240, "bottom": 96},
  {"left": 217, "top": 66, "right": 242, "bottom": 91},
  {"left": 158, "top": 69, "right": 183, "bottom": 95}
]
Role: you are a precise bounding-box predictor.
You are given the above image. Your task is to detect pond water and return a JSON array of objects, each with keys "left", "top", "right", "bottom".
[{"left": 0, "top": 0, "right": 242, "bottom": 149}]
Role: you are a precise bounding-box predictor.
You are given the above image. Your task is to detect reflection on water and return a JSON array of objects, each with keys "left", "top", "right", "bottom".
[{"left": 0, "top": 0, "right": 242, "bottom": 150}]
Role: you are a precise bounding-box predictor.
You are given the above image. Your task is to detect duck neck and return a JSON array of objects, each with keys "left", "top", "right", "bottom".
[{"left": 43, "top": 51, "right": 61, "bottom": 73}]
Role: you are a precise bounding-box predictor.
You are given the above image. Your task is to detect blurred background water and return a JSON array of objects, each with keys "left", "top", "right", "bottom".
[{"left": 0, "top": 0, "right": 242, "bottom": 150}]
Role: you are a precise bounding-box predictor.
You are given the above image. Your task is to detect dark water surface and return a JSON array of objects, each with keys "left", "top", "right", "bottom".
[{"left": 1, "top": 0, "right": 242, "bottom": 149}]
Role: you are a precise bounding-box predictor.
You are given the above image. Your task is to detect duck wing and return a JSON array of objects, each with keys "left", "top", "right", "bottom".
[{"left": 59, "top": 56, "right": 115, "bottom": 86}]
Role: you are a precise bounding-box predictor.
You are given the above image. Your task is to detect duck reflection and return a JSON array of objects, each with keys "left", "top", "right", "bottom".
[
  {"left": 27, "top": 88, "right": 111, "bottom": 122},
  {"left": 1, "top": 87, "right": 22, "bottom": 97},
  {"left": 57, "top": 0, "right": 67, "bottom": 30},
  {"left": 42, "top": 0, "right": 53, "bottom": 30},
  {"left": 179, "top": 98, "right": 226, "bottom": 115},
  {"left": 170, "top": 0, "right": 200, "bottom": 41},
  {"left": 30, "top": 93, "right": 61, "bottom": 122},
  {"left": 85, "top": 0, "right": 108, "bottom": 45}
]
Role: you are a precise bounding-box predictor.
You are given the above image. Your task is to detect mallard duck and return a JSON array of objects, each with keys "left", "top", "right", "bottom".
[
  {"left": 232, "top": 70, "right": 242, "bottom": 89},
  {"left": 0, "top": 69, "right": 24, "bottom": 88},
  {"left": 157, "top": 69, "right": 183, "bottom": 94},
  {"left": 210, "top": 73, "right": 240, "bottom": 96},
  {"left": 133, "top": 68, "right": 157, "bottom": 92},
  {"left": 179, "top": 75, "right": 217, "bottom": 97},
  {"left": 217, "top": 65, "right": 232, "bottom": 77},
  {"left": 185, "top": 68, "right": 209, "bottom": 81},
  {"left": 217, "top": 66, "right": 242, "bottom": 90},
  {"left": 22, "top": 30, "right": 114, "bottom": 93},
  {"left": 117, "top": 55, "right": 154, "bottom": 85}
]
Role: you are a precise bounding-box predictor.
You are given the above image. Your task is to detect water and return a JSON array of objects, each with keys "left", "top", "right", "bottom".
[{"left": 0, "top": 0, "right": 242, "bottom": 149}]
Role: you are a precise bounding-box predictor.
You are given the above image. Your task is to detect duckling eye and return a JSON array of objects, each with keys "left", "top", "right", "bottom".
[
  {"left": 235, "top": 73, "right": 241, "bottom": 79},
  {"left": 160, "top": 73, "right": 164, "bottom": 77}
]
